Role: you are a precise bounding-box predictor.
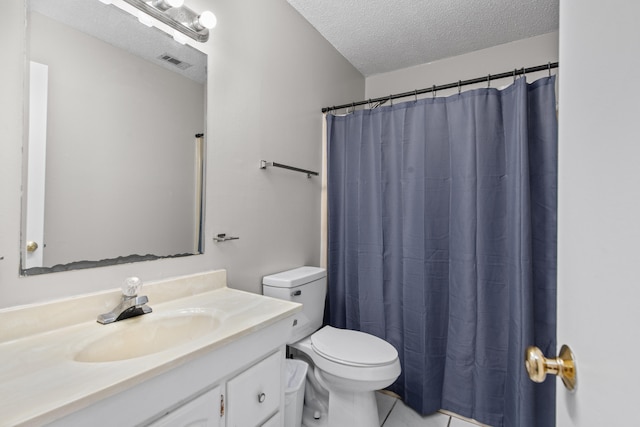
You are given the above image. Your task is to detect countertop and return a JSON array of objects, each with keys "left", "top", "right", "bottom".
[{"left": 0, "top": 270, "right": 300, "bottom": 426}]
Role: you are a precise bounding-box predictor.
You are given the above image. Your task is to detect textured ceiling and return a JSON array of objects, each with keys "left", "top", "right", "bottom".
[{"left": 287, "top": 0, "right": 559, "bottom": 76}]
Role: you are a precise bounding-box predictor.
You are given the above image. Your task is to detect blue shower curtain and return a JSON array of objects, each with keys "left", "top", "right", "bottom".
[{"left": 326, "top": 77, "right": 557, "bottom": 427}]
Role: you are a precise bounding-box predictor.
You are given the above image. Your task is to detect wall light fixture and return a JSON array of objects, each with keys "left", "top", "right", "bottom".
[{"left": 119, "top": 0, "right": 216, "bottom": 43}]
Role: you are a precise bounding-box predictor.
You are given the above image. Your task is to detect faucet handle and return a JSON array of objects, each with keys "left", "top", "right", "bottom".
[{"left": 122, "top": 276, "right": 143, "bottom": 297}]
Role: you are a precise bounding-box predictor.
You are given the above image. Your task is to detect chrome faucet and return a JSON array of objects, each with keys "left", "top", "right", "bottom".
[{"left": 97, "top": 277, "right": 152, "bottom": 324}]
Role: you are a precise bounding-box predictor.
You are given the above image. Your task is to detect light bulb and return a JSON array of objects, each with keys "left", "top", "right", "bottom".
[
  {"left": 173, "top": 31, "right": 188, "bottom": 45},
  {"left": 195, "top": 11, "right": 217, "bottom": 30},
  {"left": 138, "top": 11, "right": 153, "bottom": 27}
]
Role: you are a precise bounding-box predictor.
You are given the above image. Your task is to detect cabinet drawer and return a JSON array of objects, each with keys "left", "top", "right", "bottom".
[{"left": 226, "top": 352, "right": 282, "bottom": 427}]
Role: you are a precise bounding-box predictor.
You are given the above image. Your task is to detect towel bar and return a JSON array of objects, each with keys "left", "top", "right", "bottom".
[{"left": 260, "top": 160, "right": 318, "bottom": 178}]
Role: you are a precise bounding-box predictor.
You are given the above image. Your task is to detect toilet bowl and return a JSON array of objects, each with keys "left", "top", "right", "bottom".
[
  {"left": 293, "top": 327, "right": 400, "bottom": 427},
  {"left": 262, "top": 267, "right": 401, "bottom": 427}
]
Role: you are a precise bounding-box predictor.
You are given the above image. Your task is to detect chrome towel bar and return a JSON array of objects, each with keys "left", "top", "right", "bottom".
[{"left": 260, "top": 160, "right": 318, "bottom": 178}]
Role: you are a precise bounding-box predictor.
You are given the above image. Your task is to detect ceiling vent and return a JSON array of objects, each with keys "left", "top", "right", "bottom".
[{"left": 157, "top": 53, "right": 193, "bottom": 70}]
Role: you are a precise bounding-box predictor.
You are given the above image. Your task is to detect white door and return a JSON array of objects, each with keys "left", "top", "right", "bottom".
[
  {"left": 24, "top": 61, "right": 49, "bottom": 269},
  {"left": 555, "top": 0, "right": 640, "bottom": 425}
]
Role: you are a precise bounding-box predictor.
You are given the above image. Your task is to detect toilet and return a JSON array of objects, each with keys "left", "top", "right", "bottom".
[{"left": 262, "top": 266, "right": 401, "bottom": 427}]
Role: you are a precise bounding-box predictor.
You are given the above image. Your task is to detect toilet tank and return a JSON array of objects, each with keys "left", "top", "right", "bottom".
[{"left": 262, "top": 266, "right": 327, "bottom": 343}]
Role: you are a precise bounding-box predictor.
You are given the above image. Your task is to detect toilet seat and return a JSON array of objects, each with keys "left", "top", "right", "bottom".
[
  {"left": 310, "top": 326, "right": 398, "bottom": 367},
  {"left": 291, "top": 326, "right": 401, "bottom": 387}
]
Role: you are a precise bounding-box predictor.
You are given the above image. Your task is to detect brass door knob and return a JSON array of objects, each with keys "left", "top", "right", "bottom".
[
  {"left": 525, "top": 344, "right": 577, "bottom": 391},
  {"left": 26, "top": 241, "right": 39, "bottom": 253}
]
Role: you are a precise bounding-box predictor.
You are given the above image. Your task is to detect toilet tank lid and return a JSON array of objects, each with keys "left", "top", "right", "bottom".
[{"left": 262, "top": 266, "right": 326, "bottom": 287}]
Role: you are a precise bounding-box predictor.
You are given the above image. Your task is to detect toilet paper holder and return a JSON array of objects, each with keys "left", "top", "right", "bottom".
[{"left": 213, "top": 233, "right": 239, "bottom": 242}]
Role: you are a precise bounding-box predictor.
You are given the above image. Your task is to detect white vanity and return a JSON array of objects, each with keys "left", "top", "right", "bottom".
[{"left": 0, "top": 270, "right": 300, "bottom": 426}]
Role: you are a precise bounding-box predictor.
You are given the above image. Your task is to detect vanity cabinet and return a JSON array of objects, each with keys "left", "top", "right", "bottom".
[
  {"left": 0, "top": 275, "right": 301, "bottom": 426},
  {"left": 44, "top": 314, "right": 293, "bottom": 427},
  {"left": 150, "top": 351, "right": 283, "bottom": 427}
]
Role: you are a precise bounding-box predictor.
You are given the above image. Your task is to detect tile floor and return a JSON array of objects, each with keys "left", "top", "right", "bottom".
[{"left": 376, "top": 392, "right": 489, "bottom": 427}]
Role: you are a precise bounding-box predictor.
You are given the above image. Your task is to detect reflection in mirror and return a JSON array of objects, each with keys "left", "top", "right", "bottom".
[{"left": 22, "top": 0, "right": 207, "bottom": 275}]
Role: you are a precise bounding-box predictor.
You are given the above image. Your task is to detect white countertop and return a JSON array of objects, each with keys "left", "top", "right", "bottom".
[{"left": 0, "top": 270, "right": 300, "bottom": 426}]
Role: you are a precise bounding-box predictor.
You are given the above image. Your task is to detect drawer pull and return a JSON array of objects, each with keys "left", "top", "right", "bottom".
[{"left": 258, "top": 392, "right": 266, "bottom": 403}]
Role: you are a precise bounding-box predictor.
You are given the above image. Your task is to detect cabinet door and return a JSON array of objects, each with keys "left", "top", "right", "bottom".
[
  {"left": 150, "top": 386, "right": 221, "bottom": 427},
  {"left": 260, "top": 412, "right": 281, "bottom": 427},
  {"left": 226, "top": 352, "right": 282, "bottom": 427}
]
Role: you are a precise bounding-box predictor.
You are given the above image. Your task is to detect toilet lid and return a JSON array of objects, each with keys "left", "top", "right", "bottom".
[{"left": 311, "top": 326, "right": 398, "bottom": 366}]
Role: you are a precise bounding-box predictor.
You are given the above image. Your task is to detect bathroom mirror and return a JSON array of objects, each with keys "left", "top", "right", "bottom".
[{"left": 21, "top": 0, "right": 207, "bottom": 275}]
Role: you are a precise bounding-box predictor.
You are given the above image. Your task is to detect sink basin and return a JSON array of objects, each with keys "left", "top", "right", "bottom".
[{"left": 74, "top": 310, "right": 220, "bottom": 363}]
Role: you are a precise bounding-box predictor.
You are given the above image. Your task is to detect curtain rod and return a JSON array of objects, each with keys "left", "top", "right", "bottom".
[{"left": 321, "top": 61, "right": 559, "bottom": 113}]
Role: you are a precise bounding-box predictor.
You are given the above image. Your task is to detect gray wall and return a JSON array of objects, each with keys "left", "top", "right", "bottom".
[
  {"left": 0, "top": 0, "right": 364, "bottom": 308},
  {"left": 365, "top": 31, "right": 558, "bottom": 100}
]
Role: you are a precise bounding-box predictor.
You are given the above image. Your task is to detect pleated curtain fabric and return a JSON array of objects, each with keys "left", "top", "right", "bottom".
[{"left": 326, "top": 76, "right": 557, "bottom": 427}]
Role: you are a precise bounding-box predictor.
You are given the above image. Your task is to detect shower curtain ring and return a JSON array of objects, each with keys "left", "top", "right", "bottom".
[
  {"left": 368, "top": 99, "right": 372, "bottom": 109},
  {"left": 513, "top": 69, "right": 517, "bottom": 82},
  {"left": 487, "top": 74, "right": 491, "bottom": 88},
  {"left": 548, "top": 62, "right": 552, "bottom": 77},
  {"left": 414, "top": 89, "right": 418, "bottom": 102},
  {"left": 389, "top": 95, "right": 393, "bottom": 106},
  {"left": 522, "top": 67, "right": 526, "bottom": 80},
  {"left": 458, "top": 80, "right": 462, "bottom": 95},
  {"left": 432, "top": 85, "right": 436, "bottom": 98},
  {"left": 351, "top": 102, "right": 355, "bottom": 114}
]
